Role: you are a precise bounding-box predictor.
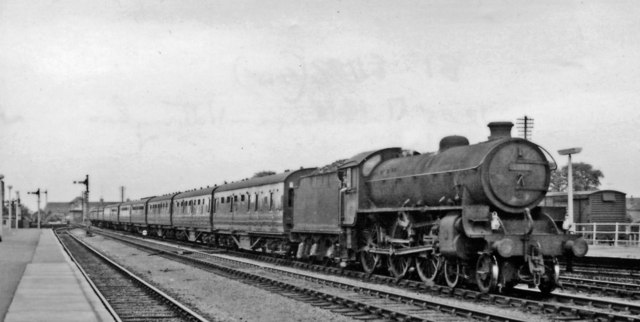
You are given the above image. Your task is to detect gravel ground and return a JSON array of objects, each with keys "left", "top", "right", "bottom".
[{"left": 74, "top": 230, "right": 356, "bottom": 322}]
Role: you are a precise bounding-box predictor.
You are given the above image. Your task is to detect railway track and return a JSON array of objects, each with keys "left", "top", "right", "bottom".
[
  {"left": 55, "top": 229, "right": 209, "bottom": 322},
  {"left": 90, "top": 228, "right": 640, "bottom": 322},
  {"left": 87, "top": 229, "right": 528, "bottom": 321},
  {"left": 555, "top": 257, "right": 640, "bottom": 299},
  {"left": 559, "top": 276, "right": 640, "bottom": 299},
  {"left": 560, "top": 257, "right": 640, "bottom": 281}
]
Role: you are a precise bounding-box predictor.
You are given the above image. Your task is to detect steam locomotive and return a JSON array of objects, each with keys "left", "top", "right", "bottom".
[{"left": 90, "top": 121, "right": 587, "bottom": 293}]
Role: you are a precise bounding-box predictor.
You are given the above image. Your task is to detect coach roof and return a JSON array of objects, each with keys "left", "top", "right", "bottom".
[
  {"left": 175, "top": 186, "right": 216, "bottom": 199},
  {"left": 120, "top": 198, "right": 149, "bottom": 207},
  {"left": 148, "top": 193, "right": 180, "bottom": 203},
  {"left": 216, "top": 168, "right": 314, "bottom": 192}
]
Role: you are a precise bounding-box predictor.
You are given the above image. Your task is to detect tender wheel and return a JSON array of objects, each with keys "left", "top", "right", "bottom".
[
  {"left": 538, "top": 258, "right": 560, "bottom": 295},
  {"left": 416, "top": 252, "right": 440, "bottom": 284},
  {"left": 475, "top": 254, "right": 499, "bottom": 293},
  {"left": 387, "top": 255, "right": 413, "bottom": 279},
  {"left": 444, "top": 258, "right": 461, "bottom": 288},
  {"left": 360, "top": 223, "right": 381, "bottom": 274}
]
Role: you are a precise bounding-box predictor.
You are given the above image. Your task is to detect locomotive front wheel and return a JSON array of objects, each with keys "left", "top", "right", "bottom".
[
  {"left": 444, "top": 258, "right": 461, "bottom": 288},
  {"left": 416, "top": 253, "right": 440, "bottom": 284},
  {"left": 387, "top": 255, "right": 413, "bottom": 279},
  {"left": 475, "top": 254, "right": 499, "bottom": 293}
]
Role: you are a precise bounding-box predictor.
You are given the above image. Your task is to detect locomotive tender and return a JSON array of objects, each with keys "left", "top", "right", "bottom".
[{"left": 90, "top": 121, "right": 587, "bottom": 293}]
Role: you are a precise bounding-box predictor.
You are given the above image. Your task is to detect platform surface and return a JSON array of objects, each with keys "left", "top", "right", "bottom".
[
  {"left": 0, "top": 228, "right": 114, "bottom": 322},
  {"left": 586, "top": 245, "right": 640, "bottom": 259}
]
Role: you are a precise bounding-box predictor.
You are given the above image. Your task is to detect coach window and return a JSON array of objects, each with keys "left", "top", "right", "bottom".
[
  {"left": 255, "top": 193, "right": 259, "bottom": 211},
  {"left": 230, "top": 196, "right": 234, "bottom": 212},
  {"left": 241, "top": 195, "right": 245, "bottom": 202},
  {"left": 247, "top": 194, "right": 251, "bottom": 210}
]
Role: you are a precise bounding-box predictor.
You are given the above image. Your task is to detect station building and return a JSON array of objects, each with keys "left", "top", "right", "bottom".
[{"left": 44, "top": 197, "right": 118, "bottom": 224}]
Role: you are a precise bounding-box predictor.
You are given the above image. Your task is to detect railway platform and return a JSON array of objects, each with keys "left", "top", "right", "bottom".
[
  {"left": 0, "top": 228, "right": 113, "bottom": 322},
  {"left": 586, "top": 245, "right": 640, "bottom": 259}
]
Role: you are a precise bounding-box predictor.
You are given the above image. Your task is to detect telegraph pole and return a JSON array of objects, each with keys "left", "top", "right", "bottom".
[
  {"left": 516, "top": 116, "right": 534, "bottom": 140},
  {"left": 74, "top": 175, "right": 89, "bottom": 224},
  {"left": 28, "top": 189, "right": 41, "bottom": 229},
  {"left": 121, "top": 186, "right": 125, "bottom": 202}
]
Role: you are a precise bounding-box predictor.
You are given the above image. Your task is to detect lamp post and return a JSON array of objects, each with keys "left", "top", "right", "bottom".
[
  {"left": 558, "top": 147, "right": 582, "bottom": 233},
  {"left": 15, "top": 191, "right": 21, "bottom": 229},
  {"left": 74, "top": 175, "right": 89, "bottom": 224},
  {"left": 7, "top": 185, "right": 12, "bottom": 231}
]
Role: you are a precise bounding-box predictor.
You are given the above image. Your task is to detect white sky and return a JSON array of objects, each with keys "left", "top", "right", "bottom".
[{"left": 2, "top": 0, "right": 640, "bottom": 210}]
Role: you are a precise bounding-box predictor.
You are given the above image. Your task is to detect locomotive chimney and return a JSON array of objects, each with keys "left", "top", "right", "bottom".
[{"left": 487, "top": 122, "right": 513, "bottom": 140}]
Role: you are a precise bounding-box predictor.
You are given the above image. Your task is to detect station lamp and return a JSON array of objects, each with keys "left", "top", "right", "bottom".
[{"left": 558, "top": 147, "right": 582, "bottom": 233}]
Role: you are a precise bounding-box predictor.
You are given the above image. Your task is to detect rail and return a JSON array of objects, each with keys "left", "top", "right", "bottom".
[{"left": 574, "top": 222, "right": 640, "bottom": 247}]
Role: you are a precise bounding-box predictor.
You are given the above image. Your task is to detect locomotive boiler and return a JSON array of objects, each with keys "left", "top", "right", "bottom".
[{"left": 353, "top": 122, "right": 588, "bottom": 293}]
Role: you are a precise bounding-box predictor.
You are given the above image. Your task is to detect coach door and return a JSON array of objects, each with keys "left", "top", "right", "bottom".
[{"left": 339, "top": 167, "right": 359, "bottom": 225}]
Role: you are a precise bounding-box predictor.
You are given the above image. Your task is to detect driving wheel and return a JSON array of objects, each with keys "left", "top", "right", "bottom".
[
  {"left": 360, "top": 224, "right": 381, "bottom": 274},
  {"left": 416, "top": 252, "right": 440, "bottom": 284},
  {"left": 444, "top": 258, "right": 461, "bottom": 288},
  {"left": 388, "top": 255, "right": 413, "bottom": 279}
]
